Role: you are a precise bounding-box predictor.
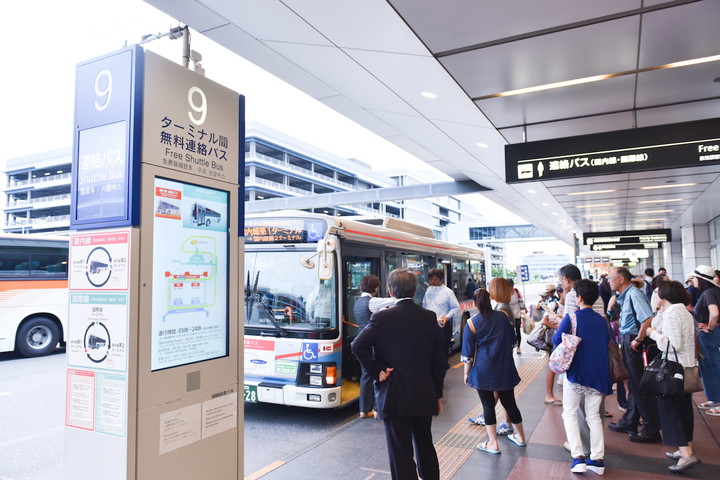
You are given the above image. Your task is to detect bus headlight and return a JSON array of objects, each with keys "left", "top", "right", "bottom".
[
  {"left": 309, "top": 363, "right": 323, "bottom": 374},
  {"left": 309, "top": 375, "right": 323, "bottom": 386}
]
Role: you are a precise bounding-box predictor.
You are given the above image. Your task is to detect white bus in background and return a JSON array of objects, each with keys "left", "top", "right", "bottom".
[
  {"left": 243, "top": 212, "right": 485, "bottom": 409},
  {"left": 0, "top": 234, "right": 69, "bottom": 356}
]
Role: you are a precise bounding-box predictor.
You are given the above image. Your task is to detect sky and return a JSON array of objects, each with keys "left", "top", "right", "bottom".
[{"left": 0, "top": 0, "right": 531, "bottom": 227}]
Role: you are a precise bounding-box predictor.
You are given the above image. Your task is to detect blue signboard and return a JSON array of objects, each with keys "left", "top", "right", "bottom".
[
  {"left": 71, "top": 46, "right": 143, "bottom": 229},
  {"left": 519, "top": 265, "right": 530, "bottom": 282}
]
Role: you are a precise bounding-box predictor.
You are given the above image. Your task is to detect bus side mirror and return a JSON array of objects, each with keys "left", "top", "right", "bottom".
[{"left": 318, "top": 251, "right": 334, "bottom": 280}]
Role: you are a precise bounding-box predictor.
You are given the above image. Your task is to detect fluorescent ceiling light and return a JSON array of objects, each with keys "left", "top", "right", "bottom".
[
  {"left": 480, "top": 54, "right": 720, "bottom": 99},
  {"left": 665, "top": 54, "right": 720, "bottom": 68},
  {"left": 582, "top": 213, "right": 615, "bottom": 218},
  {"left": 632, "top": 218, "right": 667, "bottom": 222},
  {"left": 528, "top": 189, "right": 536, "bottom": 194},
  {"left": 567, "top": 189, "right": 617, "bottom": 196},
  {"left": 588, "top": 221, "right": 617, "bottom": 225},
  {"left": 552, "top": 212, "right": 559, "bottom": 216},
  {"left": 497, "top": 74, "right": 611, "bottom": 97},
  {"left": 421, "top": 91, "right": 437, "bottom": 99},
  {"left": 476, "top": 142, "right": 489, "bottom": 148},
  {"left": 575, "top": 203, "right": 616, "bottom": 208},
  {"left": 541, "top": 202, "right": 550, "bottom": 206},
  {"left": 636, "top": 209, "right": 674, "bottom": 214},
  {"left": 637, "top": 198, "right": 684, "bottom": 204},
  {"left": 640, "top": 183, "right": 697, "bottom": 190}
]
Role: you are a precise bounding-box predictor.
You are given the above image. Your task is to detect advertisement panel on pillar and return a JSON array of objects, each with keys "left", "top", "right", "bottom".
[{"left": 151, "top": 177, "right": 229, "bottom": 371}]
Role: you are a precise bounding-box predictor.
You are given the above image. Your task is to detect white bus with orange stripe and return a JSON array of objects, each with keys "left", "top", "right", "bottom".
[
  {"left": 0, "top": 234, "right": 69, "bottom": 356},
  {"left": 243, "top": 212, "right": 484, "bottom": 409}
]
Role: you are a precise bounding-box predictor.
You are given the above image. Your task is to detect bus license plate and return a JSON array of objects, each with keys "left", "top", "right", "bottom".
[{"left": 244, "top": 384, "right": 258, "bottom": 403}]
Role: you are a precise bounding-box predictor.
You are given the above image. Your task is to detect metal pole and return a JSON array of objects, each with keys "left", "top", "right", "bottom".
[{"left": 182, "top": 28, "right": 191, "bottom": 68}]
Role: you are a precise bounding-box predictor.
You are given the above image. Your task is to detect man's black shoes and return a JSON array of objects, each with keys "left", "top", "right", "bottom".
[
  {"left": 608, "top": 423, "right": 629, "bottom": 433},
  {"left": 628, "top": 431, "right": 662, "bottom": 443}
]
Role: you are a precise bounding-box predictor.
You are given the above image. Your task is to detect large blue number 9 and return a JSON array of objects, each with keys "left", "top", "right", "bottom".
[{"left": 94, "top": 69, "right": 112, "bottom": 111}]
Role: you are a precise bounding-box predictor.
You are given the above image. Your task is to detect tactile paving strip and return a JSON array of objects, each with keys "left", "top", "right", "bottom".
[{"left": 435, "top": 354, "right": 549, "bottom": 479}]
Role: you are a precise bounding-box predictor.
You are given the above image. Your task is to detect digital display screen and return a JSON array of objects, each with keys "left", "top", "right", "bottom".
[
  {"left": 583, "top": 229, "right": 671, "bottom": 251},
  {"left": 74, "top": 121, "right": 128, "bottom": 222},
  {"left": 244, "top": 218, "right": 327, "bottom": 244},
  {"left": 151, "top": 177, "right": 229, "bottom": 371}
]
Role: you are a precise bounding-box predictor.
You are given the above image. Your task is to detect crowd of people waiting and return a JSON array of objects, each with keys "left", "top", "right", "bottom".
[{"left": 351, "top": 263, "right": 719, "bottom": 479}]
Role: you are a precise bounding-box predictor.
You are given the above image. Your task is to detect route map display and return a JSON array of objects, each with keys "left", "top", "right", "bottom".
[{"left": 151, "top": 177, "right": 229, "bottom": 371}]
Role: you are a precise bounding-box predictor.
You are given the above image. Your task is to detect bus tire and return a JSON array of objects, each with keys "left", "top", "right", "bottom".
[
  {"left": 16, "top": 316, "right": 61, "bottom": 357},
  {"left": 206, "top": 219, "right": 211, "bottom": 227}
]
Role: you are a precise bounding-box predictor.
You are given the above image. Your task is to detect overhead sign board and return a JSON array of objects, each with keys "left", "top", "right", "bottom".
[
  {"left": 505, "top": 117, "right": 720, "bottom": 183},
  {"left": 583, "top": 229, "right": 671, "bottom": 251}
]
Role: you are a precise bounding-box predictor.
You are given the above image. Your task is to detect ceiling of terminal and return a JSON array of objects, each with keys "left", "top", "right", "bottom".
[{"left": 145, "top": 0, "right": 720, "bottom": 250}]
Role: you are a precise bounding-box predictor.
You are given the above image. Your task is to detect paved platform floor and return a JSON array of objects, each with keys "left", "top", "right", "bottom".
[{"left": 245, "top": 344, "right": 720, "bottom": 480}]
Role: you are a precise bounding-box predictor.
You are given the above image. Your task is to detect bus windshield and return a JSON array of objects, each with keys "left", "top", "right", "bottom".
[{"left": 245, "top": 250, "right": 337, "bottom": 333}]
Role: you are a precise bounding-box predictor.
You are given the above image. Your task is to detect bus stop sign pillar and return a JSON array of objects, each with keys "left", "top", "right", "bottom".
[{"left": 67, "top": 45, "right": 244, "bottom": 480}]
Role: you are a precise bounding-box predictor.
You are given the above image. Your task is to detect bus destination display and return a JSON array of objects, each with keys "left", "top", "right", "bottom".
[{"left": 244, "top": 218, "right": 326, "bottom": 244}]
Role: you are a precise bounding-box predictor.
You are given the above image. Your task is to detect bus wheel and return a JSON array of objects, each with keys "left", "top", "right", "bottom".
[
  {"left": 16, "top": 317, "right": 61, "bottom": 357},
  {"left": 206, "top": 219, "right": 211, "bottom": 227}
]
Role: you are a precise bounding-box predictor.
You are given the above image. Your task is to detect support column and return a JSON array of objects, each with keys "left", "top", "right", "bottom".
[
  {"left": 681, "top": 224, "right": 711, "bottom": 280},
  {"left": 663, "top": 240, "right": 683, "bottom": 282}
]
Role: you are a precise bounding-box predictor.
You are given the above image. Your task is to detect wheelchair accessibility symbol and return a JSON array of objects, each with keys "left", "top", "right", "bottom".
[{"left": 301, "top": 342, "right": 318, "bottom": 361}]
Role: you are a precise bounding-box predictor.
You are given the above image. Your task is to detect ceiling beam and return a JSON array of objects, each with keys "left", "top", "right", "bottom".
[{"left": 245, "top": 179, "right": 488, "bottom": 213}]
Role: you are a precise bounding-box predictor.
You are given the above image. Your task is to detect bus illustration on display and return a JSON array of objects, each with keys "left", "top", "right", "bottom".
[
  {"left": 243, "top": 212, "right": 485, "bottom": 409},
  {"left": 156, "top": 200, "right": 181, "bottom": 217},
  {"left": 0, "top": 234, "right": 69, "bottom": 357},
  {"left": 88, "top": 260, "right": 109, "bottom": 274},
  {"left": 191, "top": 202, "right": 222, "bottom": 227}
]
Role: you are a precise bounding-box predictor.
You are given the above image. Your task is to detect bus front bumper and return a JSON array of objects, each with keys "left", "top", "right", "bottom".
[{"left": 245, "top": 381, "right": 342, "bottom": 409}]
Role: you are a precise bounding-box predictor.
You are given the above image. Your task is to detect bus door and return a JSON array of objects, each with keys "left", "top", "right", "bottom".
[{"left": 342, "top": 247, "right": 382, "bottom": 385}]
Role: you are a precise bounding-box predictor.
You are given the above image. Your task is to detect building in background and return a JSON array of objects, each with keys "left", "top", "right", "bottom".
[
  {"left": 2, "top": 149, "right": 72, "bottom": 234},
  {"left": 244, "top": 122, "right": 476, "bottom": 240},
  {"left": 2, "top": 123, "right": 478, "bottom": 239}
]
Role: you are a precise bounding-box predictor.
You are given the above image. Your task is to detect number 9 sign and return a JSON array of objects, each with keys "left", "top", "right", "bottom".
[
  {"left": 187, "top": 86, "right": 207, "bottom": 125},
  {"left": 94, "top": 69, "right": 112, "bottom": 111}
]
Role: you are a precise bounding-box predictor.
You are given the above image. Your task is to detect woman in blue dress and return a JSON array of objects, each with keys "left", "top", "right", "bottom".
[{"left": 462, "top": 288, "right": 526, "bottom": 455}]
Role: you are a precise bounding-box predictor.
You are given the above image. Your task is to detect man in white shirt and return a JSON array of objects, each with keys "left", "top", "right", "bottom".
[{"left": 423, "top": 268, "right": 460, "bottom": 365}]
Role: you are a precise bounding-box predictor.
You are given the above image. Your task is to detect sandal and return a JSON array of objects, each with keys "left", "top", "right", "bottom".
[
  {"left": 705, "top": 407, "right": 720, "bottom": 416},
  {"left": 507, "top": 433, "right": 527, "bottom": 447},
  {"left": 476, "top": 441, "right": 500, "bottom": 455},
  {"left": 697, "top": 401, "right": 718, "bottom": 409}
]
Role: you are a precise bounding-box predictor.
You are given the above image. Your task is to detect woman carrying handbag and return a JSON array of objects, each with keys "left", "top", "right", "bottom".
[
  {"left": 646, "top": 280, "right": 703, "bottom": 473},
  {"left": 552, "top": 279, "right": 611, "bottom": 475}
]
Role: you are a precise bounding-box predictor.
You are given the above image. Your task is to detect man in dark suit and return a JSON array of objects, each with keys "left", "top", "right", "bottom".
[{"left": 351, "top": 268, "right": 446, "bottom": 480}]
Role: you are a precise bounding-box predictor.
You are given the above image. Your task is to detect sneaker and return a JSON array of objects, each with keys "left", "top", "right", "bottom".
[
  {"left": 586, "top": 459, "right": 605, "bottom": 475},
  {"left": 571, "top": 457, "right": 587, "bottom": 473},
  {"left": 496, "top": 422, "right": 514, "bottom": 435},
  {"left": 468, "top": 415, "right": 485, "bottom": 425},
  {"left": 570, "top": 457, "right": 587, "bottom": 473}
]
